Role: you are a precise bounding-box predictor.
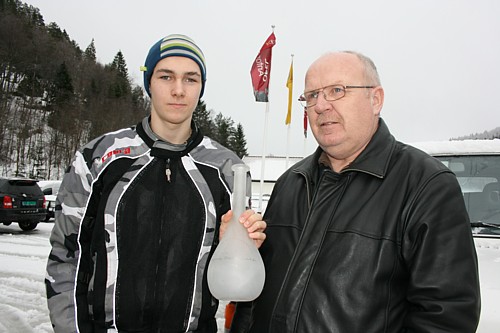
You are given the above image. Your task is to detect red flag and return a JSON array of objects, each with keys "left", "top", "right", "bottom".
[
  {"left": 250, "top": 32, "right": 276, "bottom": 102},
  {"left": 303, "top": 108, "right": 308, "bottom": 138}
]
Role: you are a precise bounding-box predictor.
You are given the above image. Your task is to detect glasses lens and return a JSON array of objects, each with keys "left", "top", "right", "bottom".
[
  {"left": 303, "top": 91, "right": 318, "bottom": 107},
  {"left": 324, "top": 85, "right": 345, "bottom": 101}
]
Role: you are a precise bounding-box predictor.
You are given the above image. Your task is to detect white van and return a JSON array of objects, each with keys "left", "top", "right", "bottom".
[
  {"left": 413, "top": 139, "right": 500, "bottom": 332},
  {"left": 37, "top": 180, "right": 62, "bottom": 222}
]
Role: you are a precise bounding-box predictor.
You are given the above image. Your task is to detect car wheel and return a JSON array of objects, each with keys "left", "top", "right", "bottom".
[{"left": 18, "top": 221, "right": 38, "bottom": 231}]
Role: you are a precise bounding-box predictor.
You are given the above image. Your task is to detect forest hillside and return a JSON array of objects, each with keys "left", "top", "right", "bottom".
[{"left": 0, "top": 0, "right": 247, "bottom": 180}]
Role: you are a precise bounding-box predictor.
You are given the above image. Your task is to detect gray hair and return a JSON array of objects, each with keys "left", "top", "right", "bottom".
[{"left": 342, "top": 50, "right": 381, "bottom": 86}]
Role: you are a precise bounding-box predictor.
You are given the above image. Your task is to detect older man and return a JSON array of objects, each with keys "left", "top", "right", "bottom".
[{"left": 231, "top": 51, "right": 480, "bottom": 333}]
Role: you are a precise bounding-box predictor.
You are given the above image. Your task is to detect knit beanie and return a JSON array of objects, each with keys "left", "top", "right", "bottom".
[{"left": 141, "top": 34, "right": 206, "bottom": 98}]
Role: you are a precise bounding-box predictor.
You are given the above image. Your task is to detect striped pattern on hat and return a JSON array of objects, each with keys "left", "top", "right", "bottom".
[{"left": 142, "top": 34, "right": 206, "bottom": 98}]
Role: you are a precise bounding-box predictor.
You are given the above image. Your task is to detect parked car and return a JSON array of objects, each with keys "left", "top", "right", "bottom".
[
  {"left": 38, "top": 180, "right": 62, "bottom": 222},
  {"left": 413, "top": 139, "right": 500, "bottom": 332},
  {"left": 0, "top": 177, "right": 47, "bottom": 231}
]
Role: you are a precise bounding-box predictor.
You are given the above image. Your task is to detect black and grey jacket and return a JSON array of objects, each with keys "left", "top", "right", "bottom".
[{"left": 45, "top": 117, "right": 248, "bottom": 333}]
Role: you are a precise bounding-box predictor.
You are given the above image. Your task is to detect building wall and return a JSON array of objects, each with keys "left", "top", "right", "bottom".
[
  {"left": 251, "top": 181, "right": 275, "bottom": 196},
  {"left": 243, "top": 155, "right": 303, "bottom": 196}
]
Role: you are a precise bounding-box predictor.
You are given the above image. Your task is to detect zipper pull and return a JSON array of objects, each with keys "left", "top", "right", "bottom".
[{"left": 165, "top": 158, "right": 171, "bottom": 182}]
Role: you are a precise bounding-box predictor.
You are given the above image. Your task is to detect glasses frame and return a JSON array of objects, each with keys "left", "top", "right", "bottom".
[{"left": 299, "top": 84, "right": 376, "bottom": 108}]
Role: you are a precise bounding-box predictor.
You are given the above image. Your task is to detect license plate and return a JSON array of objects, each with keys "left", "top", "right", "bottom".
[{"left": 22, "top": 201, "right": 37, "bottom": 207}]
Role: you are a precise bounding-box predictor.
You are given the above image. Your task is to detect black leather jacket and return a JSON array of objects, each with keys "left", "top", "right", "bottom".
[{"left": 232, "top": 119, "right": 480, "bottom": 333}]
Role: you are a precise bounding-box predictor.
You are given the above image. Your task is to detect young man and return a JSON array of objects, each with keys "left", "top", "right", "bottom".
[
  {"left": 45, "top": 34, "right": 266, "bottom": 333},
  {"left": 230, "top": 51, "right": 480, "bottom": 332}
]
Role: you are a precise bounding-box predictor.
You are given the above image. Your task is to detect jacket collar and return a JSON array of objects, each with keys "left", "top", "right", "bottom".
[
  {"left": 294, "top": 118, "right": 396, "bottom": 179},
  {"left": 345, "top": 118, "right": 396, "bottom": 178},
  {"left": 136, "top": 116, "right": 203, "bottom": 159}
]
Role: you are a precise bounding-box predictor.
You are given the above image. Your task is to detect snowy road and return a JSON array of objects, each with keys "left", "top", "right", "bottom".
[
  {"left": 0, "top": 223, "right": 53, "bottom": 333},
  {"left": 0, "top": 223, "right": 228, "bottom": 333},
  {"left": 4, "top": 222, "right": 496, "bottom": 333}
]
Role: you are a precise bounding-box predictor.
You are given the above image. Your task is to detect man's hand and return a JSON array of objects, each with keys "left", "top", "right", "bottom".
[{"left": 220, "top": 209, "right": 267, "bottom": 248}]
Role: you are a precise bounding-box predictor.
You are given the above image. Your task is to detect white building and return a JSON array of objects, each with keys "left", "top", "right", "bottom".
[{"left": 242, "top": 155, "right": 303, "bottom": 195}]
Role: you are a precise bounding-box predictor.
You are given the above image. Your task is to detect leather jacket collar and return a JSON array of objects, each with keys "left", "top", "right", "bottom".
[{"left": 294, "top": 118, "right": 395, "bottom": 180}]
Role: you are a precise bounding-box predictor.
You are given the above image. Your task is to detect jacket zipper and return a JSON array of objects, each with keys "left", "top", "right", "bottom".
[{"left": 165, "top": 158, "right": 171, "bottom": 182}]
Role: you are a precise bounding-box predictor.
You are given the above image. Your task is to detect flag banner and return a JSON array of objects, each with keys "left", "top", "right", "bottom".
[
  {"left": 250, "top": 32, "right": 276, "bottom": 102},
  {"left": 285, "top": 59, "right": 293, "bottom": 124},
  {"left": 303, "top": 108, "right": 308, "bottom": 138}
]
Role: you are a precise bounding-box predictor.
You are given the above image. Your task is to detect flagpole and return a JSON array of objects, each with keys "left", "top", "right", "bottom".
[
  {"left": 259, "top": 101, "right": 270, "bottom": 212},
  {"left": 285, "top": 126, "right": 291, "bottom": 169},
  {"left": 255, "top": 25, "right": 276, "bottom": 213},
  {"left": 285, "top": 54, "right": 294, "bottom": 169}
]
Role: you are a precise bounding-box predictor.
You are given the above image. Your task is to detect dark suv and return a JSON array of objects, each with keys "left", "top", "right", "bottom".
[{"left": 0, "top": 177, "right": 47, "bottom": 231}]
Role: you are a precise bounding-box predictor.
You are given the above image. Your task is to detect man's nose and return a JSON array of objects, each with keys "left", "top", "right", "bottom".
[
  {"left": 313, "top": 92, "right": 330, "bottom": 113},
  {"left": 171, "top": 80, "right": 185, "bottom": 96}
]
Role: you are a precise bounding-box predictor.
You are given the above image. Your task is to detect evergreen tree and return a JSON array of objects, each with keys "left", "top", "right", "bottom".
[
  {"left": 131, "top": 86, "right": 146, "bottom": 108},
  {"left": 109, "top": 50, "right": 130, "bottom": 97},
  {"left": 193, "top": 105, "right": 248, "bottom": 156},
  {"left": 26, "top": 5, "right": 44, "bottom": 27},
  {"left": 84, "top": 38, "right": 96, "bottom": 62},
  {"left": 46, "top": 22, "right": 69, "bottom": 41},
  {"left": 110, "top": 50, "right": 128, "bottom": 79},
  {"left": 50, "top": 61, "right": 73, "bottom": 106},
  {"left": 0, "top": 0, "right": 21, "bottom": 14},
  {"left": 230, "top": 123, "right": 248, "bottom": 158},
  {"left": 193, "top": 100, "right": 214, "bottom": 136},
  {"left": 213, "top": 113, "right": 234, "bottom": 148},
  {"left": 0, "top": 1, "right": 247, "bottom": 177},
  {"left": 47, "top": 61, "right": 77, "bottom": 147},
  {"left": 17, "top": 72, "right": 44, "bottom": 97}
]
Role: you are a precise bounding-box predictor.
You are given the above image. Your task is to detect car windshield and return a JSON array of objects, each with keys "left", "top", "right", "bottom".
[{"left": 436, "top": 155, "right": 500, "bottom": 236}]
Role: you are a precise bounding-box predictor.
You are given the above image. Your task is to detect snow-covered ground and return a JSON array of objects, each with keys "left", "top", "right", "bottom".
[
  {"left": 1, "top": 222, "right": 498, "bottom": 332},
  {"left": 0, "top": 223, "right": 228, "bottom": 333},
  {"left": 0, "top": 223, "right": 53, "bottom": 332}
]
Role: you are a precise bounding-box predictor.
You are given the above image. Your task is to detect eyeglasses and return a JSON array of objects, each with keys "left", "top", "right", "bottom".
[{"left": 299, "top": 84, "right": 376, "bottom": 108}]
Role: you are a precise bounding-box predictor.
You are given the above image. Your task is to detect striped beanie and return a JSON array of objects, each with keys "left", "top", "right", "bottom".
[{"left": 141, "top": 34, "right": 206, "bottom": 98}]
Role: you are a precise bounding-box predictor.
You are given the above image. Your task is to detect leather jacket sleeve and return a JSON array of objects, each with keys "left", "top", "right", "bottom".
[{"left": 401, "top": 170, "right": 480, "bottom": 332}]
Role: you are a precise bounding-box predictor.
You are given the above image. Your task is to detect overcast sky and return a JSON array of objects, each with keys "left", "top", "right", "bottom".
[{"left": 22, "top": 0, "right": 500, "bottom": 157}]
